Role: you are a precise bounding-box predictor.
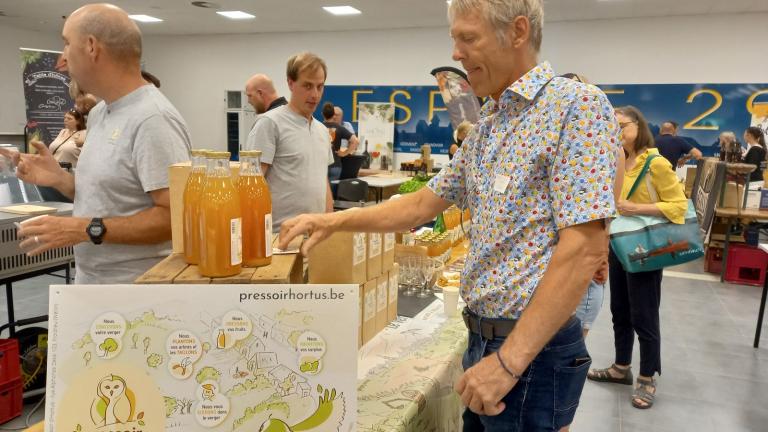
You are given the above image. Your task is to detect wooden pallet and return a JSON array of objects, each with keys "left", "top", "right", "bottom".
[{"left": 135, "top": 237, "right": 303, "bottom": 285}]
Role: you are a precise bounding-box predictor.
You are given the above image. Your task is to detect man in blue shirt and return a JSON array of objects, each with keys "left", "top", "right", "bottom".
[{"left": 655, "top": 121, "right": 702, "bottom": 167}]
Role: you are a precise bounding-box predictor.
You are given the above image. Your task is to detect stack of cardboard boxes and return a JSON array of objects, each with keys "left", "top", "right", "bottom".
[{"left": 308, "top": 232, "right": 399, "bottom": 349}]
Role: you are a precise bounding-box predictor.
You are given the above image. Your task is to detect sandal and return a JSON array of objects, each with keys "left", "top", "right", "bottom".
[
  {"left": 587, "top": 364, "right": 633, "bottom": 385},
  {"left": 632, "top": 377, "right": 657, "bottom": 409}
]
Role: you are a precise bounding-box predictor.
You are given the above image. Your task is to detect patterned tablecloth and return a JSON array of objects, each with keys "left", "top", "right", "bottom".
[{"left": 357, "top": 299, "right": 468, "bottom": 431}]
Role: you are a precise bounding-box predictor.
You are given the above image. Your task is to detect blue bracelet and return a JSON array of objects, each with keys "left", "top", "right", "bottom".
[{"left": 496, "top": 351, "right": 523, "bottom": 380}]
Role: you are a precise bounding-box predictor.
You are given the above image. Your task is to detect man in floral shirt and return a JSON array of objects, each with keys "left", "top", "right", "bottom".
[{"left": 279, "top": 0, "right": 618, "bottom": 430}]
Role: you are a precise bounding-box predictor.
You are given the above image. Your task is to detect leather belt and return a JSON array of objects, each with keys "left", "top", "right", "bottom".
[
  {"left": 462, "top": 307, "right": 577, "bottom": 339},
  {"left": 462, "top": 307, "right": 518, "bottom": 339}
]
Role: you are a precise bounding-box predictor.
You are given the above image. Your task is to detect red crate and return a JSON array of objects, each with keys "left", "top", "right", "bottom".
[
  {"left": 0, "top": 378, "right": 22, "bottom": 424},
  {"left": 725, "top": 244, "right": 768, "bottom": 287},
  {"left": 0, "top": 339, "right": 20, "bottom": 385},
  {"left": 705, "top": 246, "right": 724, "bottom": 274}
]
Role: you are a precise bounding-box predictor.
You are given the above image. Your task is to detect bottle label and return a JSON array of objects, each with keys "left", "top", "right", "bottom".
[
  {"left": 231, "top": 218, "right": 242, "bottom": 266},
  {"left": 265, "top": 214, "right": 273, "bottom": 257},
  {"left": 370, "top": 233, "right": 382, "bottom": 258}
]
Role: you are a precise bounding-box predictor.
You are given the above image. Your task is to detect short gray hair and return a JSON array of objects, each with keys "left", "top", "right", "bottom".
[
  {"left": 449, "top": 0, "right": 544, "bottom": 52},
  {"left": 77, "top": 7, "right": 142, "bottom": 64}
]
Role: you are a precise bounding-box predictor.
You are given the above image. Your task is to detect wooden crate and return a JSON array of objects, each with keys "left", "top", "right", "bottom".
[{"left": 136, "top": 237, "right": 303, "bottom": 285}]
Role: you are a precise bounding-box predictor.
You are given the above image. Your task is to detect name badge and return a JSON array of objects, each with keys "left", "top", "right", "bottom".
[{"left": 493, "top": 174, "right": 511, "bottom": 193}]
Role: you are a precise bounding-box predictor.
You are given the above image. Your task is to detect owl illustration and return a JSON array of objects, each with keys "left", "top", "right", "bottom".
[{"left": 90, "top": 374, "right": 136, "bottom": 427}]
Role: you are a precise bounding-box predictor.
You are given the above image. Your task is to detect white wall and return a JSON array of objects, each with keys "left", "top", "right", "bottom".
[
  {"left": 3, "top": 12, "right": 766, "bottom": 148},
  {"left": 542, "top": 13, "right": 768, "bottom": 85},
  {"left": 141, "top": 27, "right": 456, "bottom": 151},
  {"left": 0, "top": 25, "right": 62, "bottom": 134},
  {"left": 140, "top": 12, "right": 768, "bottom": 151}
]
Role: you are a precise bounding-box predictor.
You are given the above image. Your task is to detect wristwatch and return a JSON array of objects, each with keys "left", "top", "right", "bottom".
[{"left": 86, "top": 218, "right": 107, "bottom": 245}]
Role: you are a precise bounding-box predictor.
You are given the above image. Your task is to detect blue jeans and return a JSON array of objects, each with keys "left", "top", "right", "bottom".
[
  {"left": 462, "top": 316, "right": 591, "bottom": 432},
  {"left": 328, "top": 165, "right": 341, "bottom": 198},
  {"left": 575, "top": 280, "right": 605, "bottom": 330}
]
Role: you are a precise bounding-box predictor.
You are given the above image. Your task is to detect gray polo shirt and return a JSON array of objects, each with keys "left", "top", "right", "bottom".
[
  {"left": 247, "top": 105, "right": 334, "bottom": 231},
  {"left": 74, "top": 85, "right": 191, "bottom": 284}
]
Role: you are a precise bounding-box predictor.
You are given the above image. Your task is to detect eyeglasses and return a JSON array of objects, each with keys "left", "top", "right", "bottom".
[{"left": 619, "top": 121, "right": 637, "bottom": 130}]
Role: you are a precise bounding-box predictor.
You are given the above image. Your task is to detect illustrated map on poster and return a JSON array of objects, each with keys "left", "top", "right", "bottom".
[{"left": 45, "top": 284, "right": 358, "bottom": 432}]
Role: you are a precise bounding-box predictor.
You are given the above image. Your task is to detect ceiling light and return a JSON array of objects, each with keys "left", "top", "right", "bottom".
[
  {"left": 190, "top": 1, "right": 221, "bottom": 8},
  {"left": 323, "top": 6, "right": 362, "bottom": 16},
  {"left": 216, "top": 10, "right": 256, "bottom": 19},
  {"left": 129, "top": 14, "right": 163, "bottom": 23}
]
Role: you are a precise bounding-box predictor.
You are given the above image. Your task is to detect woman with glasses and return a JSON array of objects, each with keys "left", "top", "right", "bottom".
[
  {"left": 49, "top": 109, "right": 87, "bottom": 168},
  {"left": 587, "top": 106, "right": 687, "bottom": 410}
]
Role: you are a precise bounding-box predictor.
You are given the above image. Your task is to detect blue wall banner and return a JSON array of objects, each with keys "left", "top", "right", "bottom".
[
  {"left": 20, "top": 48, "right": 73, "bottom": 147},
  {"left": 320, "top": 86, "right": 454, "bottom": 156},
  {"left": 321, "top": 83, "right": 768, "bottom": 157},
  {"left": 601, "top": 84, "right": 768, "bottom": 157}
]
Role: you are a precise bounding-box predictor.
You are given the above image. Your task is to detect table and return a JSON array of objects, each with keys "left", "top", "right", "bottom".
[
  {"left": 714, "top": 207, "right": 768, "bottom": 282},
  {"left": 357, "top": 299, "right": 467, "bottom": 431},
  {"left": 0, "top": 202, "right": 74, "bottom": 337},
  {"left": 333, "top": 174, "right": 410, "bottom": 203},
  {"left": 362, "top": 175, "right": 410, "bottom": 202},
  {"left": 135, "top": 236, "right": 304, "bottom": 284},
  {"left": 756, "top": 243, "right": 768, "bottom": 348}
]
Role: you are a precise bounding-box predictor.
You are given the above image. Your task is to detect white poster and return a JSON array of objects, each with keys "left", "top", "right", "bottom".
[
  {"left": 45, "top": 284, "right": 358, "bottom": 432},
  {"left": 357, "top": 102, "right": 395, "bottom": 171}
]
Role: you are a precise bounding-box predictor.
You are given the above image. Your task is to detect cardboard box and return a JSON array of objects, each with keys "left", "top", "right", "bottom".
[
  {"left": 362, "top": 279, "right": 377, "bottom": 345},
  {"left": 721, "top": 182, "right": 745, "bottom": 208},
  {"left": 367, "top": 232, "right": 383, "bottom": 280},
  {"left": 383, "top": 232, "right": 395, "bottom": 271},
  {"left": 309, "top": 232, "right": 367, "bottom": 284},
  {"left": 376, "top": 275, "right": 389, "bottom": 332},
  {"left": 169, "top": 161, "right": 241, "bottom": 254},
  {"left": 358, "top": 284, "right": 364, "bottom": 349},
  {"left": 388, "top": 264, "right": 399, "bottom": 322}
]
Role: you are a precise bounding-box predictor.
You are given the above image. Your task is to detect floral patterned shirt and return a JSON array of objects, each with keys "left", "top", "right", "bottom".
[{"left": 428, "top": 62, "right": 619, "bottom": 319}]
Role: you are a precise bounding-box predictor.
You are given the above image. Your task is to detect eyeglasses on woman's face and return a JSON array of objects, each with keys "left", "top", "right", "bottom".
[{"left": 619, "top": 121, "right": 637, "bottom": 130}]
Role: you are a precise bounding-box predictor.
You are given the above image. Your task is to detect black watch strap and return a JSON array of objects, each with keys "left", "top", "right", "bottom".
[{"left": 87, "top": 217, "right": 107, "bottom": 245}]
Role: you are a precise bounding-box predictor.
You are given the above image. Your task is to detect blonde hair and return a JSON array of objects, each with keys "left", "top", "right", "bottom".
[
  {"left": 719, "top": 131, "right": 737, "bottom": 145},
  {"left": 286, "top": 52, "right": 327, "bottom": 82},
  {"left": 448, "top": 0, "right": 544, "bottom": 52},
  {"left": 456, "top": 121, "right": 473, "bottom": 138}
]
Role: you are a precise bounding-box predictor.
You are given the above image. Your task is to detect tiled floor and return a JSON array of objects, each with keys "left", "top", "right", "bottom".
[
  {"left": 2, "top": 261, "right": 768, "bottom": 431},
  {"left": 572, "top": 260, "right": 768, "bottom": 432}
]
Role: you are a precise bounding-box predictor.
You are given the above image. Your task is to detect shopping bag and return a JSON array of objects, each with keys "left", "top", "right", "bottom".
[{"left": 609, "top": 155, "right": 704, "bottom": 272}]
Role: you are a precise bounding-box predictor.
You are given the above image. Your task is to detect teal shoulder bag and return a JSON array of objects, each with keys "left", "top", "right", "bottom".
[{"left": 609, "top": 154, "right": 704, "bottom": 273}]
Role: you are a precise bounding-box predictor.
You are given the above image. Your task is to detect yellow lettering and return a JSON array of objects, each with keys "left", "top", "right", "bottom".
[
  {"left": 683, "top": 89, "right": 722, "bottom": 131},
  {"left": 390, "top": 90, "right": 412, "bottom": 125},
  {"left": 352, "top": 90, "right": 374, "bottom": 122},
  {"left": 747, "top": 90, "right": 768, "bottom": 117},
  {"left": 428, "top": 90, "right": 448, "bottom": 122}
]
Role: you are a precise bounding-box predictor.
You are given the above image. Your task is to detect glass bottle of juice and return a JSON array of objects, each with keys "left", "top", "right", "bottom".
[
  {"left": 199, "top": 151, "right": 242, "bottom": 277},
  {"left": 238, "top": 150, "right": 273, "bottom": 267},
  {"left": 183, "top": 149, "right": 208, "bottom": 264}
]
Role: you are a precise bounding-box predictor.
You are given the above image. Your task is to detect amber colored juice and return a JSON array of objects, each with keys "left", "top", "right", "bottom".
[
  {"left": 199, "top": 165, "right": 242, "bottom": 277},
  {"left": 239, "top": 174, "right": 273, "bottom": 267},
  {"left": 183, "top": 170, "right": 205, "bottom": 264}
]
